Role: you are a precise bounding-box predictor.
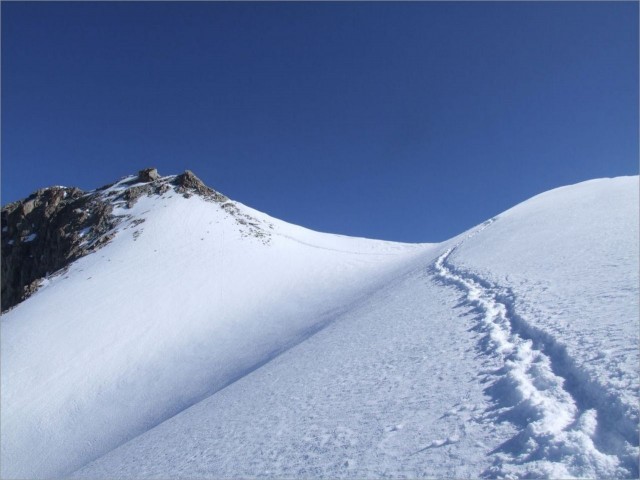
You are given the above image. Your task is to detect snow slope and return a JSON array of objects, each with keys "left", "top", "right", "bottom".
[
  {"left": 446, "top": 177, "right": 640, "bottom": 477},
  {"left": 2, "top": 175, "right": 638, "bottom": 479},
  {"left": 74, "top": 250, "right": 516, "bottom": 479},
  {"left": 1, "top": 177, "right": 430, "bottom": 479}
]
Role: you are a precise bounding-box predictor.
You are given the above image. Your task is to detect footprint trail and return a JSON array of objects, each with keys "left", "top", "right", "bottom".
[{"left": 433, "top": 220, "right": 636, "bottom": 479}]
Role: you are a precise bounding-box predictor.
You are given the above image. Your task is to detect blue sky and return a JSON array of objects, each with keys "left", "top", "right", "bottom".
[{"left": 2, "top": 2, "right": 638, "bottom": 242}]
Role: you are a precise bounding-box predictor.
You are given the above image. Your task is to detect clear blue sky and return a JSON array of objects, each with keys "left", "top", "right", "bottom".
[{"left": 2, "top": 2, "right": 638, "bottom": 242}]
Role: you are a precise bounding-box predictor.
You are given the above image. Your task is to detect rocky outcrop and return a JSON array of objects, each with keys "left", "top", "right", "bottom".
[
  {"left": 173, "top": 170, "right": 228, "bottom": 202},
  {"left": 138, "top": 168, "right": 160, "bottom": 183},
  {"left": 1, "top": 186, "right": 117, "bottom": 311},
  {"left": 1, "top": 168, "right": 233, "bottom": 311},
  {"left": 1, "top": 168, "right": 255, "bottom": 312}
]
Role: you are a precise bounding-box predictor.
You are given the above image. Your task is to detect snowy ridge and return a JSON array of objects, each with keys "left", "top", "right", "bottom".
[{"left": 434, "top": 220, "right": 638, "bottom": 478}]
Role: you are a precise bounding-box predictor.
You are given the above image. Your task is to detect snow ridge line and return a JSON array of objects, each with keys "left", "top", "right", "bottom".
[{"left": 433, "top": 222, "right": 636, "bottom": 479}]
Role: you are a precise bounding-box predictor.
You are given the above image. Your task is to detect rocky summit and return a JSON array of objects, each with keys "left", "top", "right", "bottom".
[{"left": 1, "top": 168, "right": 227, "bottom": 312}]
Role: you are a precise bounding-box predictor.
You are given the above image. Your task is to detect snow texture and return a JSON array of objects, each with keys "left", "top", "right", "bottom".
[{"left": 2, "top": 176, "right": 638, "bottom": 479}]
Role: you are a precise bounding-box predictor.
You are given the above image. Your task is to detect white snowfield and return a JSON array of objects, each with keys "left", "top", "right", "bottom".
[{"left": 1, "top": 175, "right": 638, "bottom": 479}]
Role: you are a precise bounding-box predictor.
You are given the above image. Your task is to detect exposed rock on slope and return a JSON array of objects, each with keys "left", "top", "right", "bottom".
[
  {"left": 1, "top": 168, "right": 230, "bottom": 311},
  {"left": 174, "top": 170, "right": 227, "bottom": 202},
  {"left": 1, "top": 186, "right": 115, "bottom": 311}
]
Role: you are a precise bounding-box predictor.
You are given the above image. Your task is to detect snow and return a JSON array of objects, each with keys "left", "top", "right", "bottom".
[
  {"left": 1, "top": 176, "right": 638, "bottom": 479},
  {"left": 436, "top": 243, "right": 629, "bottom": 478},
  {"left": 73, "top": 260, "right": 513, "bottom": 479},
  {"left": 446, "top": 176, "right": 639, "bottom": 476},
  {"left": 1, "top": 189, "right": 429, "bottom": 479}
]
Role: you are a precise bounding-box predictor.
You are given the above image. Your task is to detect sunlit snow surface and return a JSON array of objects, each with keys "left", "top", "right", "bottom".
[{"left": 2, "top": 176, "right": 638, "bottom": 479}]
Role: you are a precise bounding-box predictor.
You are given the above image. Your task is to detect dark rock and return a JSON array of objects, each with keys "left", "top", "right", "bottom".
[
  {"left": 123, "top": 185, "right": 149, "bottom": 208},
  {"left": 122, "top": 181, "right": 173, "bottom": 208},
  {"left": 1, "top": 186, "right": 116, "bottom": 312},
  {"left": 173, "top": 170, "right": 228, "bottom": 202},
  {"left": 175, "top": 170, "right": 202, "bottom": 189},
  {"left": 138, "top": 168, "right": 160, "bottom": 183}
]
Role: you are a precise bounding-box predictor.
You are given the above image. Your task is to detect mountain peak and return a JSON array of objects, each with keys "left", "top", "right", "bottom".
[{"left": 1, "top": 168, "right": 228, "bottom": 311}]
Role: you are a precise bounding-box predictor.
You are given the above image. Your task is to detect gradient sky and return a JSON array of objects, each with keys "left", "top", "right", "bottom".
[{"left": 2, "top": 2, "right": 638, "bottom": 242}]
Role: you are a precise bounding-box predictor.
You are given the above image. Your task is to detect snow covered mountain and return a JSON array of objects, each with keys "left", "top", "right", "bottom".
[{"left": 1, "top": 170, "right": 638, "bottom": 479}]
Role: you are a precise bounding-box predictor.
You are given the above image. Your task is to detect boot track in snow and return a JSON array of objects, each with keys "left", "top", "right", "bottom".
[{"left": 433, "top": 220, "right": 638, "bottom": 479}]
